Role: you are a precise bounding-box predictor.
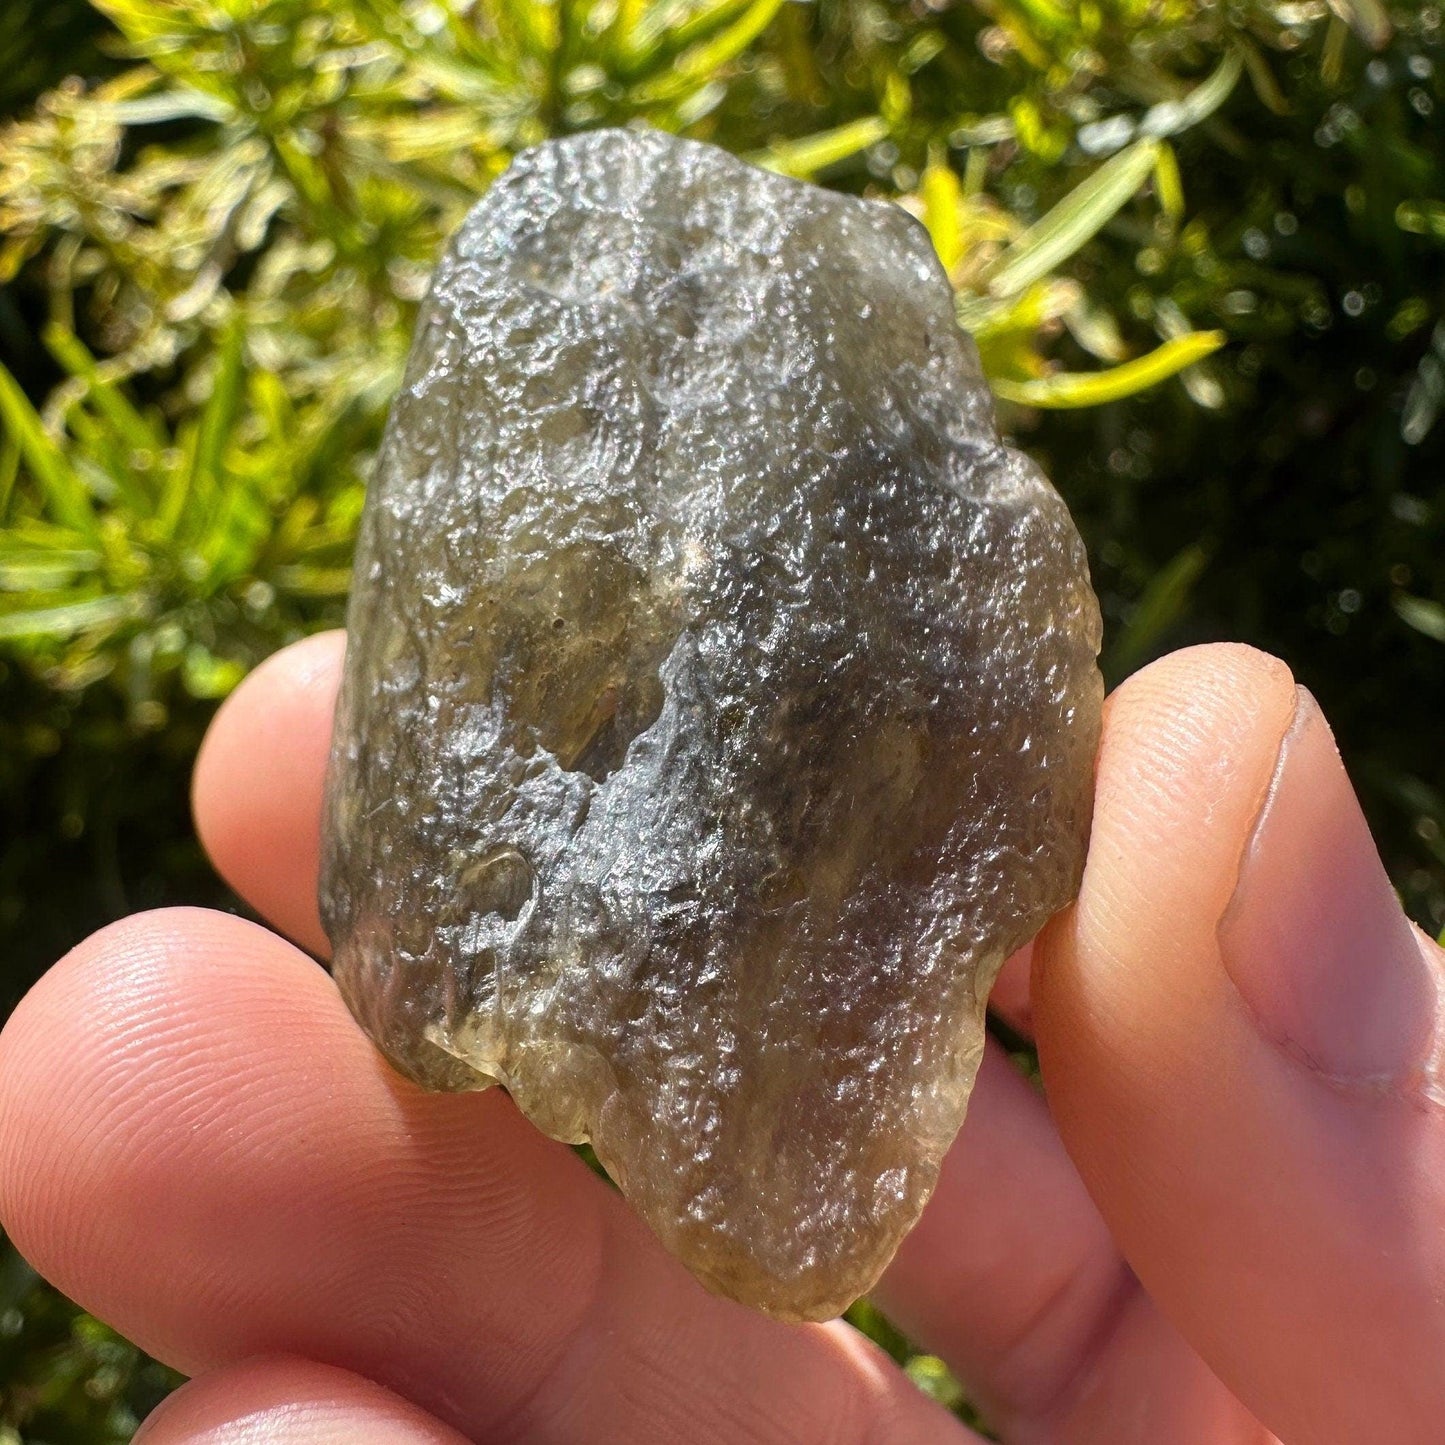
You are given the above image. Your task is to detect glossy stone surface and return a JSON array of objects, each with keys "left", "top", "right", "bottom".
[{"left": 320, "top": 129, "right": 1102, "bottom": 1321}]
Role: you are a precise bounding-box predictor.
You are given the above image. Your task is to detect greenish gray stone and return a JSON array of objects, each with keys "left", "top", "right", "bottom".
[{"left": 320, "top": 128, "right": 1102, "bottom": 1321}]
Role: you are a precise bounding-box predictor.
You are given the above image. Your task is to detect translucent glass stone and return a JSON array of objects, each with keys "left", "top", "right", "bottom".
[{"left": 320, "top": 129, "right": 1103, "bottom": 1321}]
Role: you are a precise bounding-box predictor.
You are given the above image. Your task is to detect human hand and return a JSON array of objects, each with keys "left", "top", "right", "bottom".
[{"left": 1, "top": 636, "right": 1440, "bottom": 1443}]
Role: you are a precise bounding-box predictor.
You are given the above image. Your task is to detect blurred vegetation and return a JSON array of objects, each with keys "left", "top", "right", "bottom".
[
  {"left": 0, "top": 1245, "right": 180, "bottom": 1444},
  {"left": 1, "top": 0, "right": 1442, "bottom": 1437}
]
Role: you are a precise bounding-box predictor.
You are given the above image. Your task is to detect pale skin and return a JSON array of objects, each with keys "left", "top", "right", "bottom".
[{"left": 1, "top": 636, "right": 1442, "bottom": 1444}]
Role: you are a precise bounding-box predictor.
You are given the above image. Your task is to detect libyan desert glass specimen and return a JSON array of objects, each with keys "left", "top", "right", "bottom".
[{"left": 320, "top": 128, "right": 1103, "bottom": 1321}]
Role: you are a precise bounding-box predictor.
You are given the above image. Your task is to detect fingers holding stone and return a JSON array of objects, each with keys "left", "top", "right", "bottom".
[
  {"left": 193, "top": 629, "right": 1123, "bottom": 1432},
  {"left": 135, "top": 1358, "right": 473, "bottom": 1445},
  {"left": 0, "top": 907, "right": 974, "bottom": 1445},
  {"left": 184, "top": 627, "right": 1281, "bottom": 1440},
  {"left": 193, "top": 631, "right": 344, "bottom": 956},
  {"left": 194, "top": 633, "right": 1129, "bottom": 1432}
]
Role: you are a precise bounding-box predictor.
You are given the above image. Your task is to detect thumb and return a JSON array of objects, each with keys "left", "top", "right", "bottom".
[{"left": 1034, "top": 644, "right": 1445, "bottom": 1445}]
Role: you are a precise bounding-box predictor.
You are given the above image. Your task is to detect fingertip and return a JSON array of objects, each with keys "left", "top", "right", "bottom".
[
  {"left": 1035, "top": 642, "right": 1298, "bottom": 1070},
  {"left": 1089, "top": 643, "right": 1295, "bottom": 877},
  {"left": 135, "top": 1357, "right": 471, "bottom": 1444},
  {"left": 193, "top": 632, "right": 345, "bottom": 955},
  {"left": 1033, "top": 642, "right": 1299, "bottom": 1163}
]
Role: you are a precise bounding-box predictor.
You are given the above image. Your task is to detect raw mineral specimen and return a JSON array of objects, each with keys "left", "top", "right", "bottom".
[{"left": 320, "top": 128, "right": 1103, "bottom": 1321}]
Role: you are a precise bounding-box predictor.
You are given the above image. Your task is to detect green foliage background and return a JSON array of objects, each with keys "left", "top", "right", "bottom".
[{"left": 1, "top": 0, "right": 1442, "bottom": 1437}]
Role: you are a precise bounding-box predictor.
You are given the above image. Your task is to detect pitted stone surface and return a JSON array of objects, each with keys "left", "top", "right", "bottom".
[{"left": 320, "top": 128, "right": 1103, "bottom": 1320}]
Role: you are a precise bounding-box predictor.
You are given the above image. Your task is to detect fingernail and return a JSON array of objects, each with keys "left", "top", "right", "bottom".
[{"left": 1218, "top": 686, "right": 1439, "bottom": 1084}]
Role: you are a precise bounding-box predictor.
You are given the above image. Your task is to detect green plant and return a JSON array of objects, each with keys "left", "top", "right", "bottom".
[
  {"left": 0, "top": 0, "right": 1229, "bottom": 731},
  {"left": 0, "top": 322, "right": 365, "bottom": 723},
  {"left": 0, "top": 1233, "right": 181, "bottom": 1444},
  {"left": 2, "top": 1, "right": 1442, "bottom": 1437}
]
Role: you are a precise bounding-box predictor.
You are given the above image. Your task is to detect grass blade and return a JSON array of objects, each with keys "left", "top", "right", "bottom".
[
  {"left": 622, "top": 0, "right": 762, "bottom": 75},
  {"left": 633, "top": 0, "right": 785, "bottom": 102},
  {"left": 45, "top": 326, "right": 166, "bottom": 462},
  {"left": 173, "top": 320, "right": 245, "bottom": 541},
  {"left": 0, "top": 431, "right": 17, "bottom": 520},
  {"left": 990, "top": 330, "right": 1226, "bottom": 408},
  {"left": 1152, "top": 142, "right": 1184, "bottom": 222},
  {"left": 754, "top": 117, "right": 888, "bottom": 179},
  {"left": 0, "top": 592, "right": 144, "bottom": 641},
  {"left": 0, "top": 553, "right": 101, "bottom": 590},
  {"left": 1140, "top": 51, "right": 1243, "bottom": 138},
  {"left": 921, "top": 152, "right": 963, "bottom": 272},
  {"left": 1107, "top": 543, "right": 1210, "bottom": 678},
  {"left": 95, "top": 88, "right": 232, "bottom": 124},
  {"left": 0, "top": 364, "right": 97, "bottom": 536},
  {"left": 1325, "top": 0, "right": 1392, "bottom": 49},
  {"left": 1393, "top": 593, "right": 1445, "bottom": 644},
  {"left": 980, "top": 139, "right": 1160, "bottom": 299}
]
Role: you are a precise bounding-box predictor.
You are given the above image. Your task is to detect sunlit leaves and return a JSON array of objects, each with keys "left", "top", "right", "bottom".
[
  {"left": 0, "top": 330, "right": 367, "bottom": 718},
  {"left": 0, "top": 368, "right": 99, "bottom": 537},
  {"left": 0, "top": 0, "right": 1380, "bottom": 719},
  {"left": 905, "top": 139, "right": 1222, "bottom": 411}
]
